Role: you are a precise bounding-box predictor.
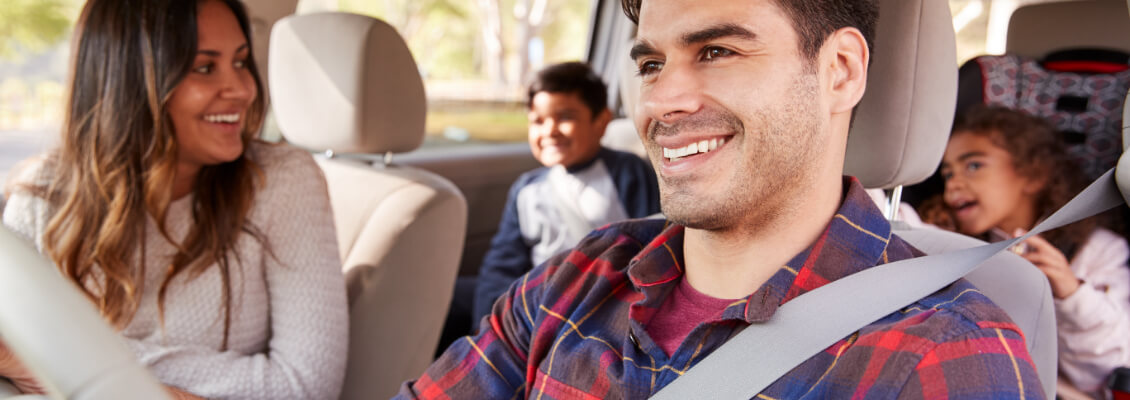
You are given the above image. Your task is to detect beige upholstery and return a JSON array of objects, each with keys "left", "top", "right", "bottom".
[
  {"left": 1120, "top": 90, "right": 1130, "bottom": 203},
  {"left": 1007, "top": 0, "right": 1130, "bottom": 59},
  {"left": 846, "top": 0, "right": 1057, "bottom": 397},
  {"left": 270, "top": 12, "right": 467, "bottom": 399},
  {"left": 845, "top": 0, "right": 957, "bottom": 189},
  {"left": 0, "top": 226, "right": 170, "bottom": 400},
  {"left": 271, "top": 12, "right": 427, "bottom": 154},
  {"left": 602, "top": 119, "right": 647, "bottom": 159},
  {"left": 601, "top": 37, "right": 648, "bottom": 159}
]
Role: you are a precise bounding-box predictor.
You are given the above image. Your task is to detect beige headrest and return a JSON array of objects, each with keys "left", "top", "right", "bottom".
[
  {"left": 269, "top": 12, "right": 426, "bottom": 154},
  {"left": 844, "top": 0, "right": 957, "bottom": 189},
  {"left": 618, "top": 36, "right": 641, "bottom": 121},
  {"left": 1007, "top": 0, "right": 1130, "bottom": 59}
]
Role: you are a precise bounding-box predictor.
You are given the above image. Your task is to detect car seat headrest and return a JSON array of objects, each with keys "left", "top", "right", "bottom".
[
  {"left": 845, "top": 0, "right": 956, "bottom": 189},
  {"left": 1007, "top": 0, "right": 1130, "bottom": 60},
  {"left": 618, "top": 35, "right": 641, "bottom": 122},
  {"left": 269, "top": 12, "right": 426, "bottom": 154}
]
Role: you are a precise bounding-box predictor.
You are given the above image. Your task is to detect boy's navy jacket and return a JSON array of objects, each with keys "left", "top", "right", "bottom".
[{"left": 472, "top": 147, "right": 660, "bottom": 321}]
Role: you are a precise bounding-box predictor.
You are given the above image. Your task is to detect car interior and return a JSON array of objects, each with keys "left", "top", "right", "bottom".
[{"left": 0, "top": 0, "right": 1128, "bottom": 399}]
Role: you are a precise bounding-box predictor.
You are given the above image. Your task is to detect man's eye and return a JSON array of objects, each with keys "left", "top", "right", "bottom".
[
  {"left": 967, "top": 162, "right": 982, "bottom": 172},
  {"left": 940, "top": 170, "right": 953, "bottom": 181},
  {"left": 702, "top": 46, "right": 734, "bottom": 61},
  {"left": 637, "top": 60, "right": 663, "bottom": 76}
]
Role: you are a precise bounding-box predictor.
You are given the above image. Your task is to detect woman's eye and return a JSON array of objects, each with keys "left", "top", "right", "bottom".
[
  {"left": 967, "top": 161, "right": 982, "bottom": 172},
  {"left": 234, "top": 59, "right": 247, "bottom": 69},
  {"left": 702, "top": 46, "right": 734, "bottom": 61},
  {"left": 637, "top": 60, "right": 663, "bottom": 77},
  {"left": 940, "top": 170, "right": 953, "bottom": 181},
  {"left": 193, "top": 64, "right": 213, "bottom": 74}
]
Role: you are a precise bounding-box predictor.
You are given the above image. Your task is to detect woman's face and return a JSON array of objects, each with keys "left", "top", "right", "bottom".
[
  {"left": 167, "top": 0, "right": 257, "bottom": 173},
  {"left": 940, "top": 132, "right": 1041, "bottom": 236}
]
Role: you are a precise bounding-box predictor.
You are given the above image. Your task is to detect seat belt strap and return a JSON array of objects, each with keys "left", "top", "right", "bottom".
[{"left": 650, "top": 168, "right": 1123, "bottom": 400}]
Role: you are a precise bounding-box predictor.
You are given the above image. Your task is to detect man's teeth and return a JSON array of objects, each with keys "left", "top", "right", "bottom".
[
  {"left": 663, "top": 137, "right": 726, "bottom": 161},
  {"left": 204, "top": 113, "right": 240, "bottom": 123}
]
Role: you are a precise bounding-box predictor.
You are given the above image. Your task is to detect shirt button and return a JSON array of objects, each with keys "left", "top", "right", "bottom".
[{"left": 628, "top": 331, "right": 640, "bottom": 348}]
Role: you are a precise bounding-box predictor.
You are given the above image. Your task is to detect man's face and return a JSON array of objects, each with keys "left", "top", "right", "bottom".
[{"left": 631, "top": 0, "right": 831, "bottom": 231}]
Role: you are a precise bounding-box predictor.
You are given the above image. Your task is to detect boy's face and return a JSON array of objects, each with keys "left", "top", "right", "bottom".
[{"left": 527, "top": 91, "right": 610, "bottom": 168}]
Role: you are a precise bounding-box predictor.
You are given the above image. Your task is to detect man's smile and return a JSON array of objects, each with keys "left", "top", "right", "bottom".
[{"left": 662, "top": 136, "right": 728, "bottom": 162}]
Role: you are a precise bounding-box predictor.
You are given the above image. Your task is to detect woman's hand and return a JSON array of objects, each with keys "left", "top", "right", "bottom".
[
  {"left": 0, "top": 339, "right": 46, "bottom": 394},
  {"left": 1014, "top": 229, "right": 1080, "bottom": 299}
]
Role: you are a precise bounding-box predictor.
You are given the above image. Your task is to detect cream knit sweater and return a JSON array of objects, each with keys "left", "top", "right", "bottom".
[{"left": 2, "top": 142, "right": 348, "bottom": 400}]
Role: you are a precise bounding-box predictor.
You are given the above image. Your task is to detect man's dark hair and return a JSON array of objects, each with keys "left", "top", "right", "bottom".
[
  {"left": 527, "top": 62, "right": 609, "bottom": 119},
  {"left": 620, "top": 0, "right": 878, "bottom": 61}
]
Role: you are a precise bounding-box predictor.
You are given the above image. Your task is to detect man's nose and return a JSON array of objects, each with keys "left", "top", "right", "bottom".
[{"left": 640, "top": 62, "right": 703, "bottom": 126}]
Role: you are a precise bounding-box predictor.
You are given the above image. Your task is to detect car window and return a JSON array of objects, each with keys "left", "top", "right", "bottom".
[
  {"left": 294, "top": 0, "right": 596, "bottom": 149},
  {"left": 0, "top": 0, "right": 78, "bottom": 189}
]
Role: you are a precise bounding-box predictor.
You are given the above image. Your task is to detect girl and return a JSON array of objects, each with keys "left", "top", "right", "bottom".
[
  {"left": 938, "top": 105, "right": 1130, "bottom": 395},
  {"left": 1, "top": 0, "right": 348, "bottom": 398}
]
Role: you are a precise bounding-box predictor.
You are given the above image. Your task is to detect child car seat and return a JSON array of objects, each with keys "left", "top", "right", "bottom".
[{"left": 958, "top": 50, "right": 1130, "bottom": 180}]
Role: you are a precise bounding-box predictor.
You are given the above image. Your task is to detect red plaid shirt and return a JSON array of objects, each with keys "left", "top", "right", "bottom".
[{"left": 399, "top": 177, "right": 1044, "bottom": 399}]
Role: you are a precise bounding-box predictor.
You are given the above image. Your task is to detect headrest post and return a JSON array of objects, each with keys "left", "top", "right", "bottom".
[
  {"left": 383, "top": 151, "right": 393, "bottom": 167},
  {"left": 324, "top": 149, "right": 336, "bottom": 159},
  {"left": 887, "top": 185, "right": 904, "bottom": 222}
]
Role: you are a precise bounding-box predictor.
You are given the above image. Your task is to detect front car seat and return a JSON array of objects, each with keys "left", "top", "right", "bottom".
[{"left": 269, "top": 13, "right": 468, "bottom": 399}]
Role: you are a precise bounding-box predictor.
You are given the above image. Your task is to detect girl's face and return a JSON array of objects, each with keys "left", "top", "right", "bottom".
[
  {"left": 940, "top": 131, "right": 1042, "bottom": 236},
  {"left": 167, "top": 0, "right": 257, "bottom": 174}
]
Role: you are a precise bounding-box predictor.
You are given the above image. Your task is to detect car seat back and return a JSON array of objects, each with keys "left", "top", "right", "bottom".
[{"left": 270, "top": 12, "right": 468, "bottom": 399}]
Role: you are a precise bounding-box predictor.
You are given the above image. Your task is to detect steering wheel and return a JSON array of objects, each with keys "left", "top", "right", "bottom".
[{"left": 0, "top": 226, "right": 169, "bottom": 400}]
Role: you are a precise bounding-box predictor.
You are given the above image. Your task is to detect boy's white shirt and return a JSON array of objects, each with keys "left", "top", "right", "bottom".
[{"left": 517, "top": 160, "right": 628, "bottom": 266}]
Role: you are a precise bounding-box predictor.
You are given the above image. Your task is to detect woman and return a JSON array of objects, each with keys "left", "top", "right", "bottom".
[{"left": 1, "top": 0, "right": 348, "bottom": 398}]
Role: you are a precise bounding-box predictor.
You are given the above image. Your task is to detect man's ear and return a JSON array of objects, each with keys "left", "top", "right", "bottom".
[{"left": 823, "top": 27, "right": 869, "bottom": 115}]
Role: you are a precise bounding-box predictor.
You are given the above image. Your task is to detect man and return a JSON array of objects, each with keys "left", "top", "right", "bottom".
[{"left": 399, "top": 0, "right": 1044, "bottom": 398}]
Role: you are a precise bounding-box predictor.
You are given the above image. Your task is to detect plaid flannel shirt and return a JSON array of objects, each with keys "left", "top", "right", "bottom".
[{"left": 399, "top": 177, "right": 1044, "bottom": 399}]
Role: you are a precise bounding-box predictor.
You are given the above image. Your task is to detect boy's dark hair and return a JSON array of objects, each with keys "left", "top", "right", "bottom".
[
  {"left": 527, "top": 62, "right": 608, "bottom": 120},
  {"left": 952, "top": 105, "right": 1095, "bottom": 257},
  {"left": 620, "top": 0, "right": 878, "bottom": 62}
]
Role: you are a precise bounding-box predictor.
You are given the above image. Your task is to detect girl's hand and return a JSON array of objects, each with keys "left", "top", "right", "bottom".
[
  {"left": 1014, "top": 229, "right": 1080, "bottom": 299},
  {"left": 0, "top": 339, "right": 46, "bottom": 394}
]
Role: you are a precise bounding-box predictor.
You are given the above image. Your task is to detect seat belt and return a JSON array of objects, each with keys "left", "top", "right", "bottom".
[{"left": 650, "top": 168, "right": 1124, "bottom": 400}]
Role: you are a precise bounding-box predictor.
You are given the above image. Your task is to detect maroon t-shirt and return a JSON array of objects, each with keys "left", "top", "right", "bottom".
[{"left": 647, "top": 276, "right": 736, "bottom": 356}]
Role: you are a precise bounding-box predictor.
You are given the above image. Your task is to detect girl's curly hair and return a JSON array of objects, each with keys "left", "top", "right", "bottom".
[{"left": 949, "top": 105, "right": 1095, "bottom": 258}]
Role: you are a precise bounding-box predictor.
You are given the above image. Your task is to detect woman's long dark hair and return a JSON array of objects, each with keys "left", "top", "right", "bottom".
[{"left": 40, "top": 0, "right": 266, "bottom": 348}]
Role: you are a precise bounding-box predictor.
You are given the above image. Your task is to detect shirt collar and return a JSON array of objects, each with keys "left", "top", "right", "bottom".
[{"left": 627, "top": 176, "right": 893, "bottom": 324}]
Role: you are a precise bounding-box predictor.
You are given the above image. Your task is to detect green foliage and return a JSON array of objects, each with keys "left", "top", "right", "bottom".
[
  {"left": 0, "top": 0, "right": 74, "bottom": 60},
  {"left": 426, "top": 109, "right": 528, "bottom": 142},
  {"left": 338, "top": 0, "right": 592, "bottom": 83}
]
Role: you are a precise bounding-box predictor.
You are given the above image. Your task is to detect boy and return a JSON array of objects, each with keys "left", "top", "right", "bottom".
[{"left": 471, "top": 62, "right": 660, "bottom": 321}]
